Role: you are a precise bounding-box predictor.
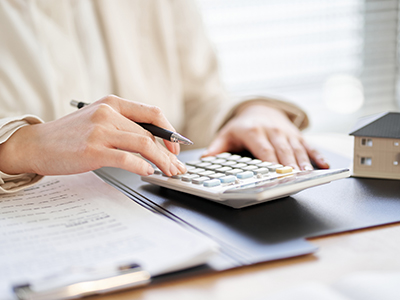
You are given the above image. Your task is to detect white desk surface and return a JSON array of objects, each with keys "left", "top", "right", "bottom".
[{"left": 94, "top": 134, "right": 400, "bottom": 300}]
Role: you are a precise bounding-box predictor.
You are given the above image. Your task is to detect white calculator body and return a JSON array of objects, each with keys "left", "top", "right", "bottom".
[{"left": 141, "top": 153, "right": 350, "bottom": 208}]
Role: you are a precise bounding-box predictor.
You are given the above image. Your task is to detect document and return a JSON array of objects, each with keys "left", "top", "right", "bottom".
[{"left": 0, "top": 172, "right": 218, "bottom": 299}]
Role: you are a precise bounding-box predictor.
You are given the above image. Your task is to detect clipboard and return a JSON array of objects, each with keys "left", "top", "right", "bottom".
[{"left": 13, "top": 264, "right": 150, "bottom": 300}]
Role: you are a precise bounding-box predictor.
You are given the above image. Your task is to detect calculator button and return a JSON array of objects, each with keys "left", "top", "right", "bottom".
[
  {"left": 198, "top": 170, "right": 215, "bottom": 177},
  {"left": 237, "top": 157, "right": 252, "bottom": 163},
  {"left": 188, "top": 168, "right": 206, "bottom": 174},
  {"left": 171, "top": 174, "right": 182, "bottom": 179},
  {"left": 182, "top": 174, "right": 200, "bottom": 182},
  {"left": 258, "top": 161, "right": 273, "bottom": 168},
  {"left": 209, "top": 173, "right": 225, "bottom": 179},
  {"left": 154, "top": 169, "right": 162, "bottom": 175},
  {"left": 254, "top": 167, "right": 269, "bottom": 175},
  {"left": 216, "top": 167, "right": 233, "bottom": 173},
  {"left": 227, "top": 155, "right": 242, "bottom": 161},
  {"left": 192, "top": 177, "right": 210, "bottom": 184},
  {"left": 221, "top": 160, "right": 237, "bottom": 166},
  {"left": 267, "top": 164, "right": 283, "bottom": 171},
  {"left": 186, "top": 160, "right": 202, "bottom": 166},
  {"left": 204, "top": 179, "right": 221, "bottom": 187},
  {"left": 201, "top": 156, "right": 217, "bottom": 162},
  {"left": 236, "top": 171, "right": 254, "bottom": 179},
  {"left": 206, "top": 164, "right": 223, "bottom": 170},
  {"left": 212, "top": 159, "right": 227, "bottom": 164},
  {"left": 242, "top": 165, "right": 258, "bottom": 171},
  {"left": 219, "top": 175, "right": 236, "bottom": 183},
  {"left": 247, "top": 159, "right": 263, "bottom": 165},
  {"left": 196, "top": 162, "right": 212, "bottom": 168},
  {"left": 231, "top": 163, "right": 247, "bottom": 169},
  {"left": 226, "top": 169, "right": 243, "bottom": 175},
  {"left": 216, "top": 152, "right": 232, "bottom": 158},
  {"left": 276, "top": 166, "right": 293, "bottom": 174}
]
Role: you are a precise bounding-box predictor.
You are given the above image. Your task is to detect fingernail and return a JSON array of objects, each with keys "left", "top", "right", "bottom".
[
  {"left": 303, "top": 164, "right": 313, "bottom": 171},
  {"left": 169, "top": 163, "right": 178, "bottom": 176},
  {"left": 147, "top": 165, "right": 154, "bottom": 175},
  {"left": 176, "top": 160, "right": 187, "bottom": 173}
]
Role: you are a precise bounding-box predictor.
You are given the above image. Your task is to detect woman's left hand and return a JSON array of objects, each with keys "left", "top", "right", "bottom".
[{"left": 203, "top": 104, "right": 329, "bottom": 170}]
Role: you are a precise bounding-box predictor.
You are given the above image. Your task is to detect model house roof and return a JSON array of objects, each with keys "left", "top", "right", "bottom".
[{"left": 349, "top": 112, "right": 400, "bottom": 139}]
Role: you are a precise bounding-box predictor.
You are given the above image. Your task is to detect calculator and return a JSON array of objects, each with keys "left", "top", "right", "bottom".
[{"left": 141, "top": 152, "right": 350, "bottom": 208}]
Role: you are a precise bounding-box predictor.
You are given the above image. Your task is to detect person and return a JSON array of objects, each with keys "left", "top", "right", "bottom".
[{"left": 0, "top": 0, "right": 328, "bottom": 194}]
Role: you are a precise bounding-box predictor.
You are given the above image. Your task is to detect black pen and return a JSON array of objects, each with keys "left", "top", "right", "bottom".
[{"left": 70, "top": 100, "right": 193, "bottom": 145}]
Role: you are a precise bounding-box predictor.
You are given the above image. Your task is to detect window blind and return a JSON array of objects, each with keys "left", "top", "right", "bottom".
[{"left": 197, "top": 0, "right": 399, "bottom": 133}]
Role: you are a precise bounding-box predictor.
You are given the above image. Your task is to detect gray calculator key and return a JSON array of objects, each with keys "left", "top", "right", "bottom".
[
  {"left": 231, "top": 163, "right": 247, "bottom": 169},
  {"left": 171, "top": 174, "right": 183, "bottom": 179},
  {"left": 192, "top": 177, "right": 210, "bottom": 184},
  {"left": 198, "top": 170, "right": 215, "bottom": 177},
  {"left": 186, "top": 160, "right": 202, "bottom": 166},
  {"left": 226, "top": 169, "right": 243, "bottom": 175},
  {"left": 182, "top": 174, "right": 200, "bottom": 182},
  {"left": 237, "top": 171, "right": 254, "bottom": 179},
  {"left": 201, "top": 156, "right": 217, "bottom": 162},
  {"left": 237, "top": 157, "right": 252, "bottom": 163},
  {"left": 267, "top": 164, "right": 283, "bottom": 171},
  {"left": 254, "top": 167, "right": 269, "bottom": 175},
  {"left": 188, "top": 168, "right": 206, "bottom": 174},
  {"left": 258, "top": 161, "right": 273, "bottom": 167},
  {"left": 221, "top": 160, "right": 237, "bottom": 166},
  {"left": 216, "top": 167, "right": 233, "bottom": 173},
  {"left": 209, "top": 173, "right": 225, "bottom": 179},
  {"left": 227, "top": 154, "right": 242, "bottom": 161},
  {"left": 219, "top": 175, "right": 236, "bottom": 183},
  {"left": 154, "top": 169, "right": 162, "bottom": 175},
  {"left": 204, "top": 179, "right": 221, "bottom": 187},
  {"left": 212, "top": 159, "right": 227, "bottom": 164},
  {"left": 242, "top": 165, "right": 258, "bottom": 171},
  {"left": 196, "top": 162, "right": 212, "bottom": 168},
  {"left": 216, "top": 152, "right": 231, "bottom": 158},
  {"left": 247, "top": 159, "right": 263, "bottom": 165},
  {"left": 206, "top": 164, "right": 222, "bottom": 170}
]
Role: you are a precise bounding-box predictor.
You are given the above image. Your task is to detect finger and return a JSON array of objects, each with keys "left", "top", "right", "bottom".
[
  {"left": 102, "top": 148, "right": 155, "bottom": 176},
  {"left": 98, "top": 95, "right": 180, "bottom": 155},
  {"left": 239, "top": 129, "right": 279, "bottom": 163},
  {"left": 268, "top": 134, "right": 299, "bottom": 169},
  {"left": 303, "top": 141, "right": 330, "bottom": 169},
  {"left": 108, "top": 131, "right": 186, "bottom": 176},
  {"left": 289, "top": 138, "right": 313, "bottom": 170}
]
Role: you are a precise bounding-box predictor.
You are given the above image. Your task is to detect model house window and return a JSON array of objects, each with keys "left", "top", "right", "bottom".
[
  {"left": 361, "top": 138, "right": 373, "bottom": 147},
  {"left": 360, "top": 157, "right": 372, "bottom": 166}
]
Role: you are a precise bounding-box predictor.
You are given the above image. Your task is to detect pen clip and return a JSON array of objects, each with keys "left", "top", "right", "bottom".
[{"left": 13, "top": 263, "right": 151, "bottom": 300}]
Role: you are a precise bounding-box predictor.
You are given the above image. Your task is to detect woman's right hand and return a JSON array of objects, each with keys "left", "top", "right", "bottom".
[{"left": 0, "top": 95, "right": 187, "bottom": 176}]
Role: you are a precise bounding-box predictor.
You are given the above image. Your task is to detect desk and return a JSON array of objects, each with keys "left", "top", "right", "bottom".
[{"left": 94, "top": 134, "right": 400, "bottom": 300}]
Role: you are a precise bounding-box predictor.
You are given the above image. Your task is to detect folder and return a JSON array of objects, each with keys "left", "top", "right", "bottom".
[{"left": 4, "top": 146, "right": 400, "bottom": 300}]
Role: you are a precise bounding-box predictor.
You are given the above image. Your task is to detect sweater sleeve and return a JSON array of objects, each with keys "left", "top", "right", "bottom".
[{"left": 0, "top": 115, "right": 44, "bottom": 194}]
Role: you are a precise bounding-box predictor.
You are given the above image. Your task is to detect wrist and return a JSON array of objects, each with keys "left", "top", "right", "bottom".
[{"left": 0, "top": 125, "right": 35, "bottom": 175}]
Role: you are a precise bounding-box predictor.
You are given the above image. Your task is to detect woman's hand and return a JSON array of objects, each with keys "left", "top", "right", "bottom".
[
  {"left": 203, "top": 104, "right": 329, "bottom": 170},
  {"left": 0, "top": 95, "right": 187, "bottom": 176}
]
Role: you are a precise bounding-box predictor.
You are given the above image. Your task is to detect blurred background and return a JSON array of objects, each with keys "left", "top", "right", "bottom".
[{"left": 197, "top": 0, "right": 400, "bottom": 134}]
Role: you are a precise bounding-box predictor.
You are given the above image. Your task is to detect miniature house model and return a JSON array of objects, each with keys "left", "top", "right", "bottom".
[{"left": 349, "top": 112, "right": 400, "bottom": 180}]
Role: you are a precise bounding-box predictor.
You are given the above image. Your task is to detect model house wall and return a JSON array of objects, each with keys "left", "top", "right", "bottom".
[
  {"left": 350, "top": 112, "right": 400, "bottom": 180},
  {"left": 353, "top": 136, "right": 400, "bottom": 179}
]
